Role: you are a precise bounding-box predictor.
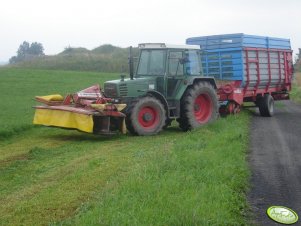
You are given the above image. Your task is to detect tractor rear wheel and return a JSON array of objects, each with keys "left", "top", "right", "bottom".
[
  {"left": 179, "top": 82, "right": 218, "bottom": 131},
  {"left": 126, "top": 96, "right": 166, "bottom": 135}
]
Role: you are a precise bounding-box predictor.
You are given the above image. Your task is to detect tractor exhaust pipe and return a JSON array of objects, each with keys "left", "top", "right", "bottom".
[{"left": 129, "top": 46, "right": 134, "bottom": 80}]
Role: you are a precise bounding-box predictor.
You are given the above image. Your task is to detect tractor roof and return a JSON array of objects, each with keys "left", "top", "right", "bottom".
[{"left": 138, "top": 43, "right": 200, "bottom": 50}]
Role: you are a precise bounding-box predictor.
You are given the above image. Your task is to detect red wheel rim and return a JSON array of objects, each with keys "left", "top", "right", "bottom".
[
  {"left": 138, "top": 106, "right": 159, "bottom": 128},
  {"left": 194, "top": 94, "right": 213, "bottom": 123}
]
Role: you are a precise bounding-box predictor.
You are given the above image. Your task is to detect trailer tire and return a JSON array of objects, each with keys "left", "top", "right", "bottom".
[
  {"left": 125, "top": 96, "right": 166, "bottom": 136},
  {"left": 258, "top": 94, "right": 274, "bottom": 117},
  {"left": 179, "top": 82, "right": 218, "bottom": 131}
]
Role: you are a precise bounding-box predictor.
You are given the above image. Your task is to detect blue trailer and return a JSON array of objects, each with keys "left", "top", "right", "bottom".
[{"left": 186, "top": 33, "right": 294, "bottom": 116}]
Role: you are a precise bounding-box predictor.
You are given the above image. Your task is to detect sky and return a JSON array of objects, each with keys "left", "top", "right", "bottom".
[{"left": 0, "top": 0, "right": 300, "bottom": 62}]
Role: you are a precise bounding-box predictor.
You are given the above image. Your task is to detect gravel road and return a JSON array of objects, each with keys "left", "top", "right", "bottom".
[{"left": 248, "top": 100, "right": 301, "bottom": 225}]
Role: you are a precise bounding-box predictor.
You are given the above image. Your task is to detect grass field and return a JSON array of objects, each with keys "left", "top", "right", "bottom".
[
  {"left": 291, "top": 72, "right": 301, "bottom": 103},
  {"left": 0, "top": 68, "right": 251, "bottom": 225}
]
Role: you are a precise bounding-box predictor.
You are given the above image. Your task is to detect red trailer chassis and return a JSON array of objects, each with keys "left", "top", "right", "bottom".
[{"left": 217, "top": 48, "right": 293, "bottom": 114}]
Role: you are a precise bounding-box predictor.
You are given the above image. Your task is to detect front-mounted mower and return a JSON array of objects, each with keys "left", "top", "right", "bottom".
[
  {"left": 33, "top": 43, "right": 219, "bottom": 135},
  {"left": 33, "top": 85, "right": 127, "bottom": 135}
]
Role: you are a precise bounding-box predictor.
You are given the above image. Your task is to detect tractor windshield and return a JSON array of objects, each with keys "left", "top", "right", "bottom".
[
  {"left": 136, "top": 49, "right": 202, "bottom": 77},
  {"left": 183, "top": 50, "right": 203, "bottom": 76},
  {"left": 137, "top": 50, "right": 167, "bottom": 76}
]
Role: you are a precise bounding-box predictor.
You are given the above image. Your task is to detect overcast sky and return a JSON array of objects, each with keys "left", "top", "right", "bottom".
[{"left": 0, "top": 0, "right": 300, "bottom": 62}]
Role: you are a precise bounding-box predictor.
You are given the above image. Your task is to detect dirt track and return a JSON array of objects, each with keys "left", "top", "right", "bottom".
[{"left": 248, "top": 100, "right": 301, "bottom": 225}]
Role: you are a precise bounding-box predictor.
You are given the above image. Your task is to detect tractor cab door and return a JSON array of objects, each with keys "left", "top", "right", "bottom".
[{"left": 165, "top": 51, "right": 184, "bottom": 98}]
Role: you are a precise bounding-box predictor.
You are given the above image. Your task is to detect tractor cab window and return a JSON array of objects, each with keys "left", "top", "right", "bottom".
[
  {"left": 137, "top": 50, "right": 166, "bottom": 76},
  {"left": 168, "top": 51, "right": 184, "bottom": 76},
  {"left": 183, "top": 50, "right": 202, "bottom": 76}
]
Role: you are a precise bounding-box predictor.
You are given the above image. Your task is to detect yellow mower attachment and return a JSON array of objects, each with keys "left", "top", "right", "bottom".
[
  {"left": 33, "top": 85, "right": 127, "bottom": 135},
  {"left": 33, "top": 107, "right": 94, "bottom": 133}
]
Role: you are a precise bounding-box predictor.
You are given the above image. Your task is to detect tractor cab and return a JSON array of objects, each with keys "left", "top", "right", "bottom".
[
  {"left": 136, "top": 43, "right": 203, "bottom": 97},
  {"left": 136, "top": 43, "right": 202, "bottom": 77},
  {"left": 104, "top": 43, "right": 203, "bottom": 101}
]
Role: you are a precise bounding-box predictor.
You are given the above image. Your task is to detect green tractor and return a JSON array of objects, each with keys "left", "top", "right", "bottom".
[{"left": 103, "top": 43, "right": 219, "bottom": 135}]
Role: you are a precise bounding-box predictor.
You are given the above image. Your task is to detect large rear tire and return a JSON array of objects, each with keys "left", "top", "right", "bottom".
[
  {"left": 125, "top": 96, "right": 166, "bottom": 136},
  {"left": 179, "top": 82, "right": 218, "bottom": 131},
  {"left": 258, "top": 94, "right": 274, "bottom": 117}
]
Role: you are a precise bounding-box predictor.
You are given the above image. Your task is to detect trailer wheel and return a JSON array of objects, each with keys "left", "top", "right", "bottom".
[
  {"left": 258, "top": 94, "right": 274, "bottom": 117},
  {"left": 126, "top": 96, "right": 166, "bottom": 135},
  {"left": 179, "top": 82, "right": 218, "bottom": 131}
]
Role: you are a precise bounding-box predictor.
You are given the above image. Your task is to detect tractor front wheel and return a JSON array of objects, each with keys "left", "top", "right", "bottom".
[
  {"left": 179, "top": 82, "right": 218, "bottom": 131},
  {"left": 126, "top": 96, "right": 166, "bottom": 136}
]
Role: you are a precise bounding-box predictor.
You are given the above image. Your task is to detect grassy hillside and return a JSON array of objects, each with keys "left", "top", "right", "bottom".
[
  {"left": 0, "top": 68, "right": 251, "bottom": 225},
  {"left": 7, "top": 45, "right": 138, "bottom": 73}
]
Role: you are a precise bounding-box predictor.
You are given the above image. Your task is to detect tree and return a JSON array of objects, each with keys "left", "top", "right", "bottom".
[
  {"left": 9, "top": 56, "right": 18, "bottom": 64},
  {"left": 29, "top": 42, "right": 44, "bottom": 56},
  {"left": 17, "top": 41, "right": 30, "bottom": 58},
  {"left": 9, "top": 41, "right": 45, "bottom": 64}
]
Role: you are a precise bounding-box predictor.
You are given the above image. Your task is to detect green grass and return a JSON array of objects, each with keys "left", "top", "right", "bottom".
[
  {"left": 290, "top": 72, "right": 301, "bottom": 104},
  {"left": 0, "top": 68, "right": 251, "bottom": 225},
  {"left": 274, "top": 101, "right": 285, "bottom": 108}
]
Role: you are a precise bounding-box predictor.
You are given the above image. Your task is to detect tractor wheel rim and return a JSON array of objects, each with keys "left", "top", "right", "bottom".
[
  {"left": 194, "top": 94, "right": 213, "bottom": 123},
  {"left": 138, "top": 106, "right": 159, "bottom": 128}
]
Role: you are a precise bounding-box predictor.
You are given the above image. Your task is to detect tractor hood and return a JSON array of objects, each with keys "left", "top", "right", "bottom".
[{"left": 104, "top": 77, "right": 158, "bottom": 98}]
